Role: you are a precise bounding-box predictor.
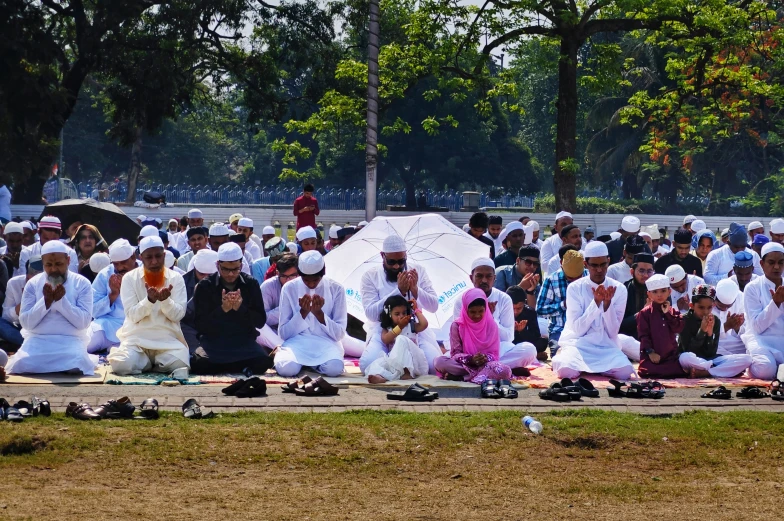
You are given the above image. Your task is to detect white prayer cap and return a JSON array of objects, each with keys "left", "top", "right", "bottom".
[
  {"left": 139, "top": 236, "right": 164, "bottom": 253},
  {"left": 21, "top": 221, "right": 34, "bottom": 231},
  {"left": 41, "top": 240, "right": 68, "bottom": 255},
  {"left": 610, "top": 232, "right": 622, "bottom": 241},
  {"left": 296, "top": 226, "right": 317, "bottom": 241},
  {"left": 164, "top": 250, "right": 176, "bottom": 268},
  {"left": 140, "top": 225, "right": 159, "bottom": 238},
  {"left": 89, "top": 252, "right": 111, "bottom": 274},
  {"left": 4, "top": 222, "right": 23, "bottom": 235},
  {"left": 382, "top": 235, "right": 407, "bottom": 253},
  {"left": 217, "top": 242, "right": 243, "bottom": 262},
  {"left": 168, "top": 218, "right": 179, "bottom": 224},
  {"left": 683, "top": 215, "right": 697, "bottom": 225},
  {"left": 529, "top": 220, "right": 540, "bottom": 232},
  {"left": 583, "top": 241, "right": 608, "bottom": 259},
  {"left": 187, "top": 209, "right": 203, "bottom": 218},
  {"left": 665, "top": 264, "right": 686, "bottom": 284},
  {"left": 153, "top": 218, "right": 162, "bottom": 225},
  {"left": 238, "top": 217, "right": 254, "bottom": 228},
  {"left": 556, "top": 211, "right": 572, "bottom": 221},
  {"left": 193, "top": 250, "right": 218, "bottom": 274},
  {"left": 691, "top": 220, "right": 706, "bottom": 232},
  {"left": 470, "top": 257, "right": 495, "bottom": 271},
  {"left": 262, "top": 225, "right": 275, "bottom": 235},
  {"left": 329, "top": 225, "right": 342, "bottom": 239},
  {"left": 462, "top": 224, "right": 470, "bottom": 232},
  {"left": 109, "top": 239, "right": 135, "bottom": 262},
  {"left": 749, "top": 220, "right": 764, "bottom": 231},
  {"left": 505, "top": 222, "right": 524, "bottom": 233},
  {"left": 761, "top": 242, "right": 784, "bottom": 258},
  {"left": 523, "top": 223, "right": 535, "bottom": 245},
  {"left": 358, "top": 221, "right": 369, "bottom": 227},
  {"left": 136, "top": 215, "right": 147, "bottom": 222},
  {"left": 38, "top": 215, "right": 62, "bottom": 230},
  {"left": 645, "top": 274, "right": 670, "bottom": 291},
  {"left": 770, "top": 219, "right": 784, "bottom": 234},
  {"left": 642, "top": 224, "right": 660, "bottom": 240},
  {"left": 716, "top": 279, "right": 740, "bottom": 305},
  {"left": 721, "top": 227, "right": 730, "bottom": 238},
  {"left": 209, "top": 223, "right": 230, "bottom": 237},
  {"left": 286, "top": 242, "right": 298, "bottom": 253},
  {"left": 621, "top": 216, "right": 640, "bottom": 233},
  {"left": 638, "top": 231, "right": 651, "bottom": 240},
  {"left": 299, "top": 250, "right": 325, "bottom": 275}
]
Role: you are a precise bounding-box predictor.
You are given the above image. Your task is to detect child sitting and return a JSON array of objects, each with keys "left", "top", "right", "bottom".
[
  {"left": 678, "top": 284, "right": 753, "bottom": 378},
  {"left": 434, "top": 288, "right": 512, "bottom": 383},
  {"left": 506, "top": 286, "right": 549, "bottom": 361},
  {"left": 362, "top": 295, "right": 429, "bottom": 384},
  {"left": 637, "top": 274, "right": 686, "bottom": 378}
]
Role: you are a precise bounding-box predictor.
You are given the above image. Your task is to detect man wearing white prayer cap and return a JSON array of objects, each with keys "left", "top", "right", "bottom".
[
  {"left": 712, "top": 278, "right": 748, "bottom": 356},
  {"left": 551, "top": 240, "right": 635, "bottom": 381},
  {"left": 295, "top": 225, "right": 318, "bottom": 253},
  {"left": 89, "top": 253, "right": 111, "bottom": 275},
  {"left": 107, "top": 235, "right": 189, "bottom": 376},
  {"left": 5, "top": 240, "right": 96, "bottom": 375},
  {"left": 540, "top": 211, "right": 573, "bottom": 273},
  {"left": 170, "top": 209, "right": 205, "bottom": 253},
  {"left": 189, "top": 242, "right": 272, "bottom": 375},
  {"left": 136, "top": 215, "right": 147, "bottom": 225},
  {"left": 528, "top": 220, "right": 543, "bottom": 248},
  {"left": 192, "top": 222, "right": 251, "bottom": 276},
  {"left": 87, "top": 239, "right": 138, "bottom": 354},
  {"left": 236, "top": 218, "right": 262, "bottom": 261},
  {"left": 325, "top": 225, "right": 342, "bottom": 252},
  {"left": 18, "top": 215, "right": 78, "bottom": 276},
  {"left": 2, "top": 221, "right": 25, "bottom": 278},
  {"left": 357, "top": 221, "right": 369, "bottom": 231},
  {"left": 256, "top": 253, "right": 299, "bottom": 351},
  {"left": 748, "top": 220, "right": 764, "bottom": 242},
  {"left": 665, "top": 263, "right": 704, "bottom": 312},
  {"left": 690, "top": 220, "right": 706, "bottom": 235},
  {"left": 358, "top": 234, "right": 443, "bottom": 373},
  {"left": 275, "top": 250, "right": 346, "bottom": 377},
  {"left": 261, "top": 225, "right": 276, "bottom": 243},
  {"left": 286, "top": 242, "right": 297, "bottom": 253},
  {"left": 444, "top": 257, "right": 537, "bottom": 375},
  {"left": 741, "top": 241, "right": 784, "bottom": 379},
  {"left": 683, "top": 215, "right": 697, "bottom": 232},
  {"left": 139, "top": 225, "right": 159, "bottom": 239},
  {"left": 769, "top": 218, "right": 784, "bottom": 245},
  {"left": 493, "top": 221, "right": 528, "bottom": 268},
  {"left": 179, "top": 249, "right": 219, "bottom": 352},
  {"left": 606, "top": 215, "right": 640, "bottom": 265},
  {"left": 20, "top": 220, "right": 36, "bottom": 247}
]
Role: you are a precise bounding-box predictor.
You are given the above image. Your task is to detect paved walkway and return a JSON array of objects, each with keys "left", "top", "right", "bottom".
[{"left": 1, "top": 384, "right": 782, "bottom": 414}]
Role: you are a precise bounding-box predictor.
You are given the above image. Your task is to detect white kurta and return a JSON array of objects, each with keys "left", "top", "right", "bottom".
[
  {"left": 606, "top": 260, "right": 632, "bottom": 284},
  {"left": 18, "top": 241, "right": 79, "bottom": 276},
  {"left": 713, "top": 293, "right": 747, "bottom": 355},
  {"left": 360, "top": 262, "right": 439, "bottom": 325},
  {"left": 670, "top": 274, "right": 704, "bottom": 310},
  {"left": 261, "top": 276, "right": 283, "bottom": 330},
  {"left": 540, "top": 235, "right": 563, "bottom": 277},
  {"left": 278, "top": 277, "right": 347, "bottom": 366},
  {"left": 704, "top": 245, "right": 763, "bottom": 285},
  {"left": 741, "top": 275, "right": 784, "bottom": 378},
  {"left": 6, "top": 272, "right": 95, "bottom": 375},
  {"left": 246, "top": 241, "right": 262, "bottom": 261},
  {"left": 2, "top": 275, "right": 25, "bottom": 324},
  {"left": 552, "top": 276, "right": 631, "bottom": 374},
  {"left": 177, "top": 251, "right": 194, "bottom": 272},
  {"left": 112, "top": 267, "right": 188, "bottom": 363},
  {"left": 483, "top": 232, "right": 505, "bottom": 258}
]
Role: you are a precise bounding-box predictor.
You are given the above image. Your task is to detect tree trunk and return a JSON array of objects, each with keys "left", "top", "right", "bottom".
[
  {"left": 553, "top": 37, "right": 580, "bottom": 212},
  {"left": 126, "top": 126, "right": 143, "bottom": 204},
  {"left": 364, "top": 0, "right": 380, "bottom": 220},
  {"left": 404, "top": 175, "right": 417, "bottom": 208}
]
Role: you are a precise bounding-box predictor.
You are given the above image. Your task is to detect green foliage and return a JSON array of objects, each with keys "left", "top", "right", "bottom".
[{"left": 533, "top": 194, "right": 707, "bottom": 216}]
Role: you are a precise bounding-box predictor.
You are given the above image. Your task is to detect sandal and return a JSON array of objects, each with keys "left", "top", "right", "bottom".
[
  {"left": 31, "top": 396, "right": 51, "bottom": 417},
  {"left": 137, "top": 398, "right": 159, "bottom": 420},
  {"left": 481, "top": 379, "right": 501, "bottom": 399},
  {"left": 182, "top": 399, "right": 215, "bottom": 419},
  {"left": 281, "top": 375, "right": 312, "bottom": 393},
  {"left": 607, "top": 379, "right": 628, "bottom": 397},
  {"left": 0, "top": 398, "right": 24, "bottom": 422},
  {"left": 94, "top": 397, "right": 136, "bottom": 419},
  {"left": 771, "top": 380, "right": 784, "bottom": 401},
  {"left": 65, "top": 402, "right": 101, "bottom": 421},
  {"left": 736, "top": 386, "right": 770, "bottom": 399},
  {"left": 235, "top": 377, "right": 267, "bottom": 398},
  {"left": 638, "top": 381, "right": 666, "bottom": 399},
  {"left": 294, "top": 376, "right": 340, "bottom": 396},
  {"left": 13, "top": 400, "right": 38, "bottom": 418},
  {"left": 387, "top": 384, "right": 439, "bottom": 402},
  {"left": 496, "top": 379, "right": 518, "bottom": 399},
  {"left": 576, "top": 378, "right": 600, "bottom": 398},
  {"left": 559, "top": 378, "right": 583, "bottom": 400},
  {"left": 702, "top": 386, "right": 732, "bottom": 400},
  {"left": 539, "top": 383, "right": 571, "bottom": 402}
]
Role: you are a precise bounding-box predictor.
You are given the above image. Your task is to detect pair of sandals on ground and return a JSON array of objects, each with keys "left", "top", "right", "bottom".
[
  {"left": 0, "top": 396, "right": 51, "bottom": 422},
  {"left": 539, "top": 378, "right": 664, "bottom": 401},
  {"left": 702, "top": 380, "right": 784, "bottom": 400}
]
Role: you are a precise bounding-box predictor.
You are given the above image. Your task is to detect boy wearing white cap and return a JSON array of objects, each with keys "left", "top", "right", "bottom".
[
  {"left": 551, "top": 241, "right": 635, "bottom": 381},
  {"left": 88, "top": 239, "right": 138, "bottom": 354},
  {"left": 540, "top": 211, "right": 573, "bottom": 271},
  {"left": 637, "top": 274, "right": 686, "bottom": 378},
  {"left": 748, "top": 221, "right": 764, "bottom": 242},
  {"left": 108, "top": 236, "right": 189, "bottom": 375},
  {"left": 665, "top": 264, "right": 704, "bottom": 312},
  {"left": 18, "top": 216, "right": 78, "bottom": 276},
  {"left": 295, "top": 226, "right": 318, "bottom": 253},
  {"left": 325, "top": 225, "right": 342, "bottom": 252},
  {"left": 236, "top": 218, "right": 263, "bottom": 260},
  {"left": 5, "top": 241, "right": 95, "bottom": 375},
  {"left": 712, "top": 279, "right": 747, "bottom": 356},
  {"left": 275, "top": 250, "right": 346, "bottom": 377}
]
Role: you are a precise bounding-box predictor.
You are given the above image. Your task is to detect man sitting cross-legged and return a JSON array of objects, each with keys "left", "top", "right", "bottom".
[
  {"left": 88, "top": 239, "right": 137, "bottom": 354},
  {"left": 108, "top": 236, "right": 189, "bottom": 376}
]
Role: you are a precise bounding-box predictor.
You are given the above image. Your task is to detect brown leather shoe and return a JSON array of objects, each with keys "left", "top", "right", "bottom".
[{"left": 65, "top": 402, "right": 102, "bottom": 420}]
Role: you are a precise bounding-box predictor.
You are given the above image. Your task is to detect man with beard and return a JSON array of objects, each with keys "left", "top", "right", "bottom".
[
  {"left": 620, "top": 253, "right": 655, "bottom": 342},
  {"left": 493, "top": 222, "right": 528, "bottom": 268},
  {"left": 87, "top": 239, "right": 138, "bottom": 354},
  {"left": 18, "top": 216, "right": 78, "bottom": 276},
  {"left": 607, "top": 235, "right": 648, "bottom": 284},
  {"left": 108, "top": 236, "right": 189, "bottom": 376},
  {"left": 453, "top": 258, "right": 537, "bottom": 374},
  {"left": 5, "top": 241, "right": 95, "bottom": 375},
  {"left": 540, "top": 211, "right": 574, "bottom": 272},
  {"left": 177, "top": 227, "right": 208, "bottom": 271},
  {"left": 654, "top": 228, "right": 704, "bottom": 278},
  {"left": 275, "top": 250, "right": 346, "bottom": 377},
  {"left": 257, "top": 253, "right": 298, "bottom": 351},
  {"left": 730, "top": 251, "right": 757, "bottom": 291},
  {"left": 494, "top": 245, "right": 541, "bottom": 308},
  {"left": 359, "top": 235, "right": 442, "bottom": 373},
  {"left": 2, "top": 221, "right": 25, "bottom": 277}
]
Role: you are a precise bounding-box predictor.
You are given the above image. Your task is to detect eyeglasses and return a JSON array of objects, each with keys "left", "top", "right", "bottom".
[
  {"left": 219, "top": 266, "right": 241, "bottom": 274},
  {"left": 521, "top": 258, "right": 540, "bottom": 266},
  {"left": 279, "top": 272, "right": 299, "bottom": 281},
  {"left": 588, "top": 262, "right": 609, "bottom": 269},
  {"left": 385, "top": 257, "right": 407, "bottom": 266},
  {"left": 636, "top": 268, "right": 655, "bottom": 276}
]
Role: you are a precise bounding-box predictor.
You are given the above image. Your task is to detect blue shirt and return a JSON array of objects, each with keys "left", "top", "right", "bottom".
[{"left": 91, "top": 265, "right": 126, "bottom": 343}]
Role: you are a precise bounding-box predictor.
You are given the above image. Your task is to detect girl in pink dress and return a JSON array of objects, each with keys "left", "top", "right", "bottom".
[{"left": 434, "top": 288, "right": 512, "bottom": 383}]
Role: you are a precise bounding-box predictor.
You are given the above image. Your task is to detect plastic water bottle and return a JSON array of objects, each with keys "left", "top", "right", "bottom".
[{"left": 522, "top": 415, "right": 543, "bottom": 434}]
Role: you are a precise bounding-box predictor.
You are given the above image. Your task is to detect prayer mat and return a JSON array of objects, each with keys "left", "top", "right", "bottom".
[
  {"left": 516, "top": 363, "right": 771, "bottom": 389},
  {"left": 105, "top": 371, "right": 201, "bottom": 385},
  {"left": 4, "top": 364, "right": 109, "bottom": 384}
]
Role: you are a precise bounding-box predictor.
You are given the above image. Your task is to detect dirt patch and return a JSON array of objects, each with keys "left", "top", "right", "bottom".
[{"left": 1, "top": 435, "right": 47, "bottom": 456}]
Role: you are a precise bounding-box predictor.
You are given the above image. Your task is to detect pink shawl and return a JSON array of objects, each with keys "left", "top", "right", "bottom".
[{"left": 456, "top": 288, "right": 500, "bottom": 357}]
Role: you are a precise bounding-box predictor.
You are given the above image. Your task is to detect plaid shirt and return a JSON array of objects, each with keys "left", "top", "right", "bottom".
[{"left": 536, "top": 268, "right": 587, "bottom": 335}]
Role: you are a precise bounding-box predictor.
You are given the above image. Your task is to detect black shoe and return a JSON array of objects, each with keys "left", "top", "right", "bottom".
[
  {"left": 235, "top": 377, "right": 267, "bottom": 398},
  {"left": 222, "top": 378, "right": 247, "bottom": 396}
]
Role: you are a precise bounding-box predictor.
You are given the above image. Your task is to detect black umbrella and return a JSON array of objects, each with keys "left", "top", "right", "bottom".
[{"left": 40, "top": 198, "right": 142, "bottom": 245}]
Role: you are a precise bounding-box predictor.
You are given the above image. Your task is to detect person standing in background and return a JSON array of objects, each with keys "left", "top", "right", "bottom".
[
  {"left": 0, "top": 182, "right": 11, "bottom": 223},
  {"left": 293, "top": 184, "right": 320, "bottom": 230}
]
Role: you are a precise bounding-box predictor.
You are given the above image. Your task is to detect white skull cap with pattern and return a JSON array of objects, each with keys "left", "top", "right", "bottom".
[{"left": 382, "top": 235, "right": 407, "bottom": 253}]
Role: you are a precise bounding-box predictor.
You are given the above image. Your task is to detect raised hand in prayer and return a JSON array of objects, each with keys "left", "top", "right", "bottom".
[
  {"left": 397, "top": 271, "right": 411, "bottom": 295},
  {"left": 310, "top": 294, "right": 325, "bottom": 324},
  {"left": 602, "top": 285, "right": 616, "bottom": 311},
  {"left": 145, "top": 283, "right": 159, "bottom": 304},
  {"left": 221, "top": 289, "right": 234, "bottom": 313},
  {"left": 407, "top": 269, "right": 419, "bottom": 298},
  {"left": 725, "top": 312, "right": 744, "bottom": 333},
  {"left": 514, "top": 319, "right": 528, "bottom": 332},
  {"left": 5, "top": 251, "right": 19, "bottom": 269},
  {"left": 661, "top": 300, "right": 671, "bottom": 314},
  {"left": 43, "top": 283, "right": 55, "bottom": 309},
  {"left": 53, "top": 283, "right": 66, "bottom": 302},
  {"left": 677, "top": 294, "right": 690, "bottom": 311},
  {"left": 299, "top": 294, "right": 313, "bottom": 318},
  {"left": 770, "top": 286, "right": 784, "bottom": 306},
  {"left": 700, "top": 314, "right": 715, "bottom": 335},
  {"left": 157, "top": 284, "right": 173, "bottom": 302},
  {"left": 231, "top": 291, "right": 243, "bottom": 311},
  {"left": 591, "top": 285, "right": 606, "bottom": 308},
  {"left": 488, "top": 301, "right": 497, "bottom": 314}
]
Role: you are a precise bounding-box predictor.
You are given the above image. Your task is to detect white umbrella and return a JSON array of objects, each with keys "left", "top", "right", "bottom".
[{"left": 323, "top": 213, "right": 490, "bottom": 329}]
